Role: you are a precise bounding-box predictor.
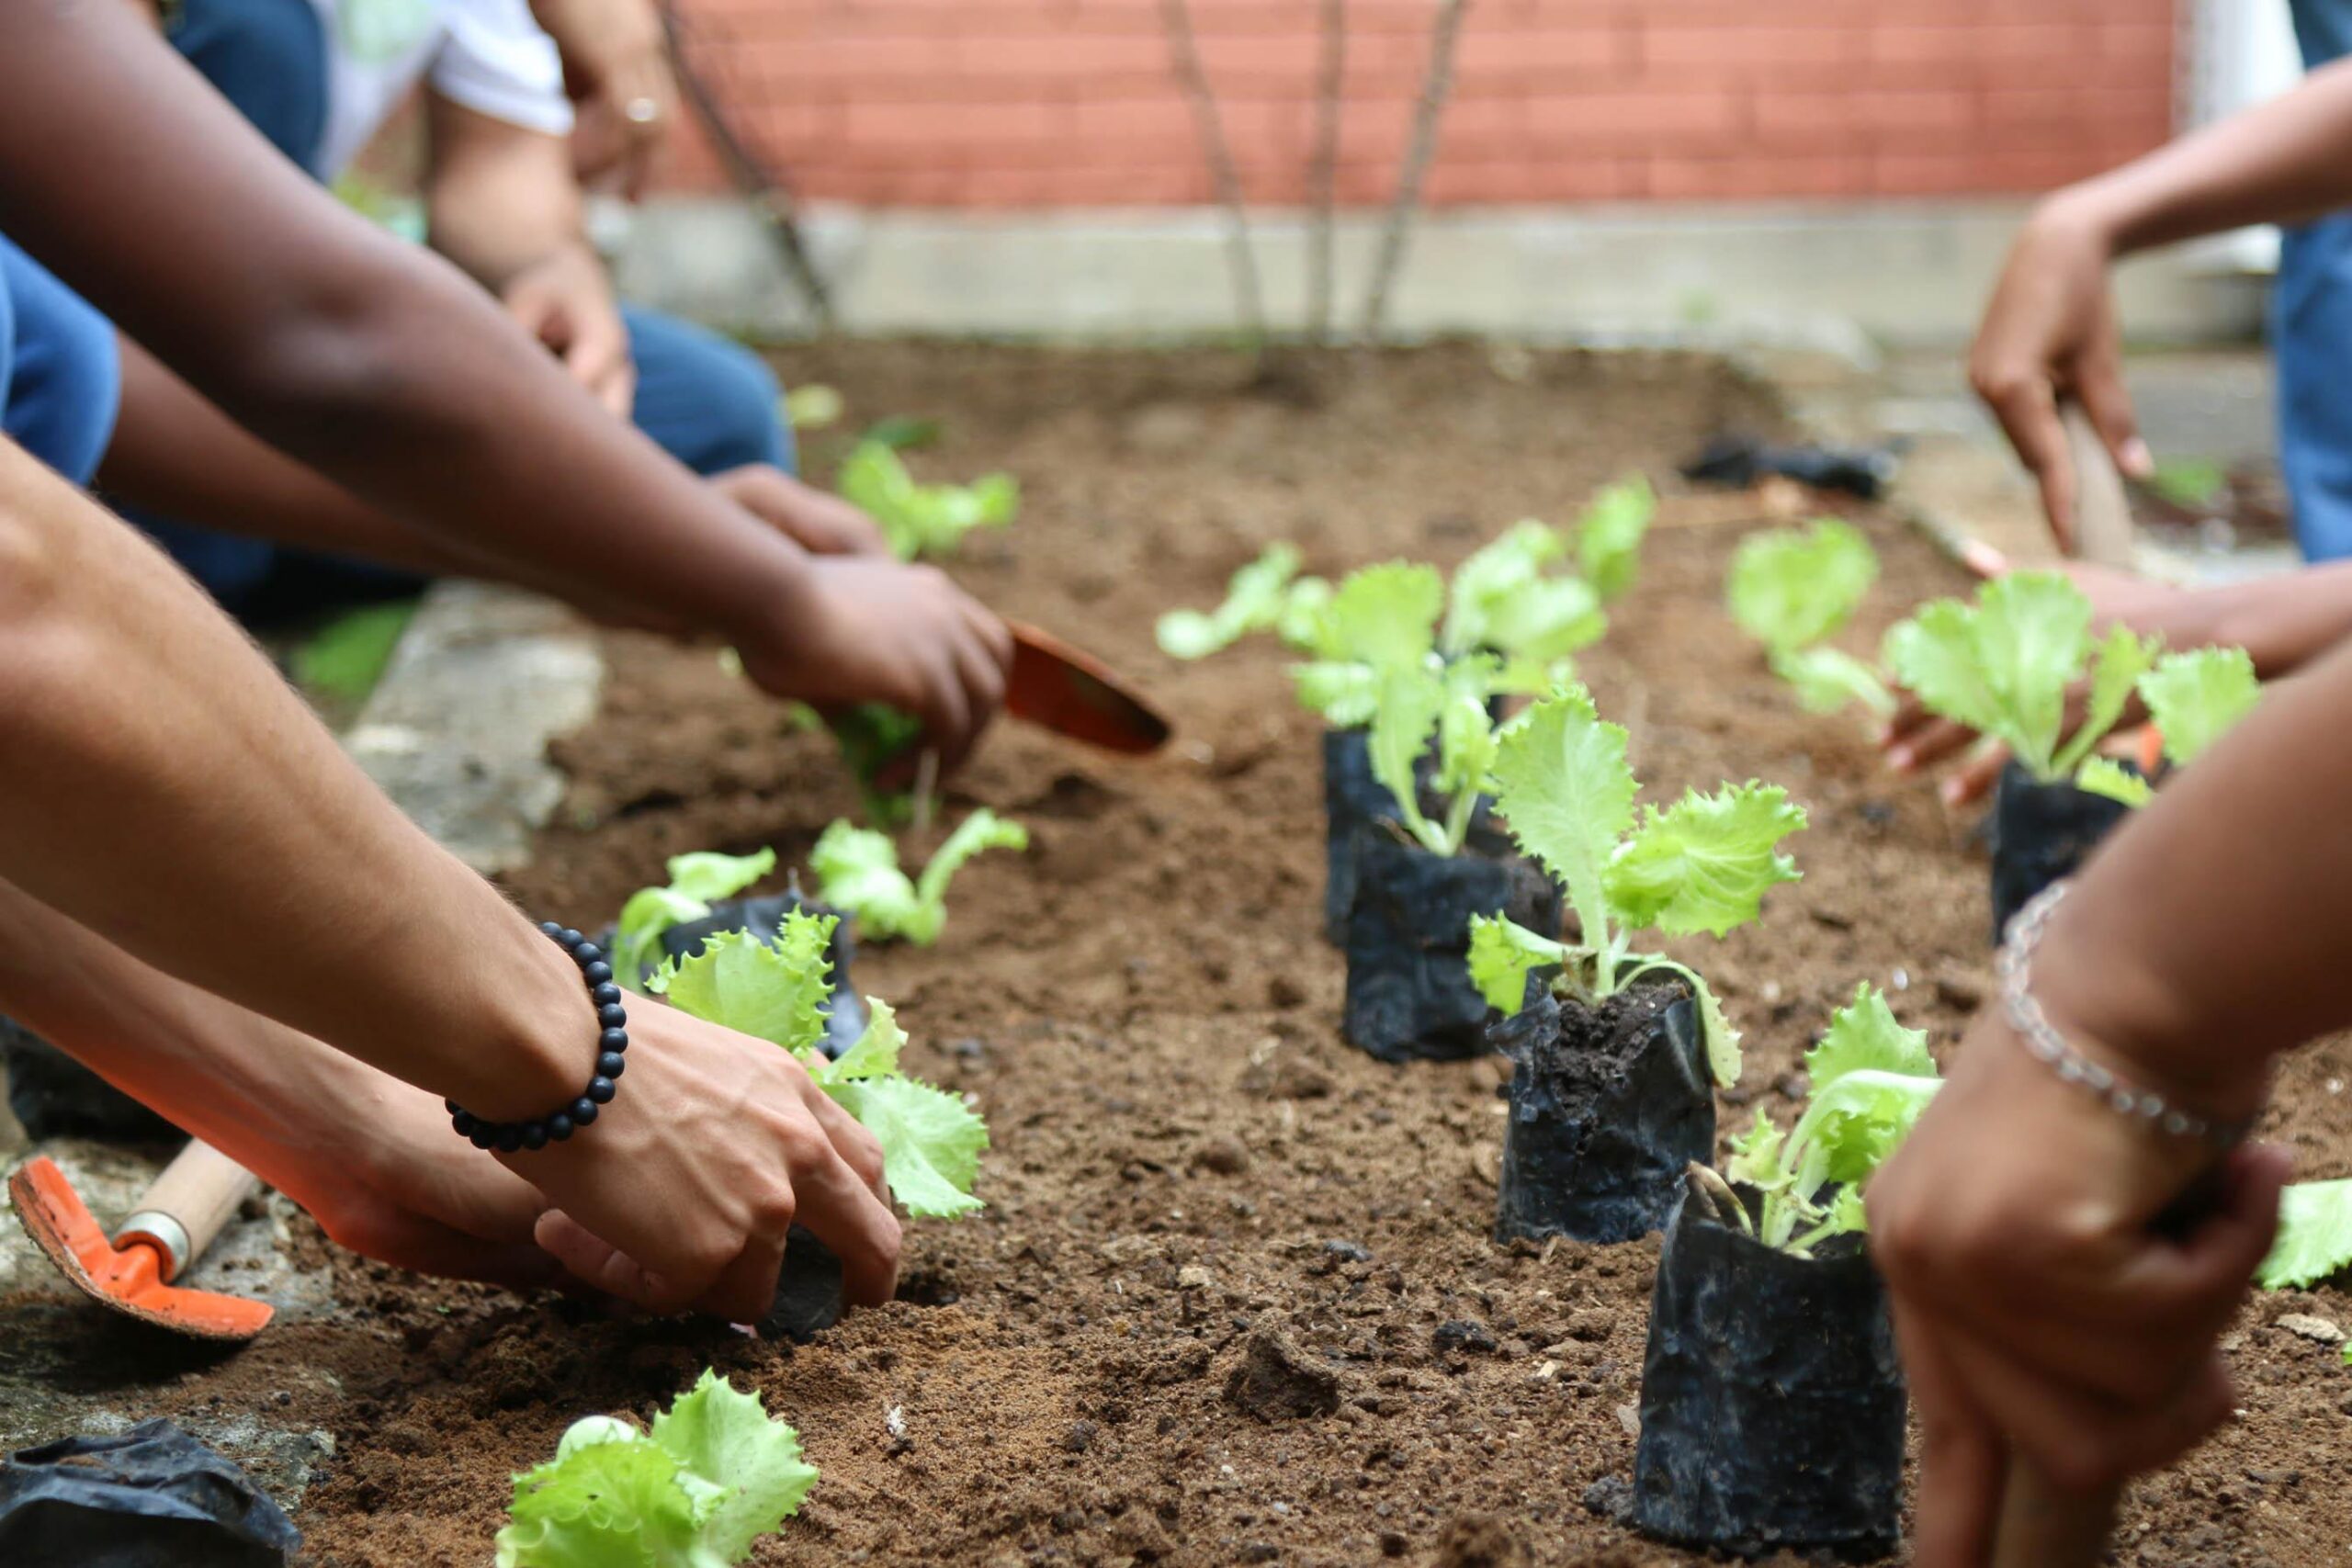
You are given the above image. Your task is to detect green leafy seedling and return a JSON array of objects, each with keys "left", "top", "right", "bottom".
[
  {"left": 1721, "top": 983, "right": 1942, "bottom": 1254},
  {"left": 496, "top": 1370, "right": 819, "bottom": 1568},
  {"left": 1884, "top": 572, "right": 2162, "bottom": 785},
  {"left": 1725, "top": 519, "right": 1894, "bottom": 721},
  {"left": 1467, "top": 685, "right": 1806, "bottom": 1086},
  {"left": 836, "top": 441, "right": 1017, "bottom": 560},
  {"left": 612, "top": 849, "right": 778, "bottom": 992},
  {"left": 2075, "top": 646, "right": 2264, "bottom": 807},
  {"left": 809, "top": 809, "right": 1029, "bottom": 947}
]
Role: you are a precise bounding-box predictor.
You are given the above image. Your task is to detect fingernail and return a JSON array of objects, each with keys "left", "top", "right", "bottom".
[
  {"left": 1940, "top": 779, "right": 1965, "bottom": 806},
  {"left": 1887, "top": 746, "right": 1912, "bottom": 772},
  {"left": 2121, "top": 438, "right": 2154, "bottom": 478}
]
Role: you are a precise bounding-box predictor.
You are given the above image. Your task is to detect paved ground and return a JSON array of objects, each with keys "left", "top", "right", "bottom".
[{"left": 1769, "top": 342, "right": 2298, "bottom": 585}]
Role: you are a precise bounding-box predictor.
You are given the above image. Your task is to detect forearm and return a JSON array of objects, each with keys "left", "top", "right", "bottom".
[
  {"left": 2059, "top": 55, "right": 2352, "bottom": 254},
  {"left": 0, "top": 439, "right": 585, "bottom": 1122},
  {"left": 424, "top": 98, "right": 592, "bottom": 293},
  {"left": 2161, "top": 563, "right": 2352, "bottom": 680},
  {"left": 0, "top": 0, "right": 808, "bottom": 649},
  {"left": 2038, "top": 635, "right": 2352, "bottom": 1104}
]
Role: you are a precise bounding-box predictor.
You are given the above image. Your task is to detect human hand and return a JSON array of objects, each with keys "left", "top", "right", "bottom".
[
  {"left": 504, "top": 996, "right": 900, "bottom": 1321},
  {"left": 734, "top": 556, "right": 1012, "bottom": 773},
  {"left": 534, "top": 0, "right": 675, "bottom": 198},
  {"left": 711, "top": 464, "right": 892, "bottom": 559},
  {"left": 503, "top": 247, "right": 635, "bottom": 418},
  {"left": 1868, "top": 1008, "right": 2285, "bottom": 1567},
  {"left": 1970, "top": 192, "right": 2154, "bottom": 552}
]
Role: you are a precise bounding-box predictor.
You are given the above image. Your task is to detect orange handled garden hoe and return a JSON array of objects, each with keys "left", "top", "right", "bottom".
[{"left": 8, "top": 1140, "right": 273, "bottom": 1342}]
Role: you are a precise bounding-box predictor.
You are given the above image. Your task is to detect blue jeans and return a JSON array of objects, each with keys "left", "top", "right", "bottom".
[
  {"left": 2279, "top": 0, "right": 2352, "bottom": 558},
  {"left": 149, "top": 0, "right": 796, "bottom": 611},
  {"left": 0, "top": 234, "right": 121, "bottom": 487}
]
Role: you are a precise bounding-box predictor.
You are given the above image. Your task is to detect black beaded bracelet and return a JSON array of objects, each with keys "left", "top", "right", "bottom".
[{"left": 446, "top": 922, "right": 628, "bottom": 1153}]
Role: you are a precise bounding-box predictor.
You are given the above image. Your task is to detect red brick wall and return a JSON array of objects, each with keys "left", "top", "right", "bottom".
[{"left": 660, "top": 0, "right": 2178, "bottom": 208}]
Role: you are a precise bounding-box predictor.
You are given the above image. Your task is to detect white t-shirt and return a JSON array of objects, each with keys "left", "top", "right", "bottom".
[{"left": 311, "top": 0, "right": 573, "bottom": 176}]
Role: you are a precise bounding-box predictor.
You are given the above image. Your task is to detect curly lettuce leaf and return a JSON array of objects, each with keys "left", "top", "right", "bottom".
[
  {"left": 1770, "top": 647, "right": 1896, "bottom": 718},
  {"left": 1792, "top": 982, "right": 1940, "bottom": 1187},
  {"left": 811, "top": 813, "right": 1026, "bottom": 946},
  {"left": 1368, "top": 662, "right": 1449, "bottom": 852},
  {"left": 646, "top": 914, "right": 835, "bottom": 1055},
  {"left": 808, "top": 999, "right": 988, "bottom": 1219},
  {"left": 614, "top": 848, "right": 778, "bottom": 988},
  {"left": 2053, "top": 625, "right": 2165, "bottom": 776},
  {"left": 2143, "top": 646, "right": 2261, "bottom": 768},
  {"left": 1302, "top": 561, "right": 1445, "bottom": 668},
  {"left": 1465, "top": 913, "right": 1568, "bottom": 1015},
  {"left": 1442, "top": 521, "right": 1566, "bottom": 656},
  {"left": 1290, "top": 660, "right": 1379, "bottom": 726},
  {"left": 1478, "top": 575, "right": 1606, "bottom": 665},
  {"left": 1488, "top": 686, "right": 1636, "bottom": 960},
  {"left": 2075, "top": 756, "right": 2154, "bottom": 807},
  {"left": 496, "top": 1372, "right": 816, "bottom": 1568},
  {"left": 837, "top": 441, "right": 1018, "bottom": 560},
  {"left": 1576, "top": 477, "right": 1655, "bottom": 604},
  {"left": 1156, "top": 544, "right": 1304, "bottom": 660},
  {"left": 1605, "top": 784, "right": 1806, "bottom": 939},
  {"left": 2260, "top": 1179, "right": 2352, "bottom": 1290},
  {"left": 1724, "top": 1106, "right": 1791, "bottom": 1197},
  {"left": 1727, "top": 519, "right": 1878, "bottom": 658},
  {"left": 1274, "top": 575, "right": 1333, "bottom": 651},
  {"left": 1884, "top": 572, "right": 2093, "bottom": 780}
]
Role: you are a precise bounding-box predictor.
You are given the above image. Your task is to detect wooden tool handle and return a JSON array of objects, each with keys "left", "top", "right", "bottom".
[
  {"left": 116, "top": 1141, "right": 257, "bottom": 1284},
  {"left": 1992, "top": 1464, "right": 2120, "bottom": 1568},
  {"left": 2062, "top": 403, "right": 2138, "bottom": 570}
]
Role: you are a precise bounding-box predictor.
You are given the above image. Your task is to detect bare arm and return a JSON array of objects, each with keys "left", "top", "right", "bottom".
[
  {"left": 1973, "top": 56, "right": 2352, "bottom": 545},
  {"left": 0, "top": 438, "right": 901, "bottom": 1317},
  {"left": 0, "top": 0, "right": 1004, "bottom": 758}
]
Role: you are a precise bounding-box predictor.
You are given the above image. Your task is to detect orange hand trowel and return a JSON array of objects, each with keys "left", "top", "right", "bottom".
[
  {"left": 8, "top": 1140, "right": 273, "bottom": 1341},
  {"left": 1005, "top": 621, "right": 1170, "bottom": 755}
]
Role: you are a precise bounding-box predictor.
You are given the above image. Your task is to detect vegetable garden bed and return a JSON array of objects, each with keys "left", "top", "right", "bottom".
[{"left": 25, "top": 343, "right": 2352, "bottom": 1566}]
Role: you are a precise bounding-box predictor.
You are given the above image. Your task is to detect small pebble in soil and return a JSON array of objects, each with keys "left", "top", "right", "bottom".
[
  {"left": 2277, "top": 1314, "right": 2346, "bottom": 1346},
  {"left": 1063, "top": 1421, "right": 1099, "bottom": 1454},
  {"left": 1431, "top": 1321, "right": 1498, "bottom": 1356},
  {"left": 1581, "top": 1475, "right": 1634, "bottom": 1523},
  {"left": 1322, "top": 1239, "right": 1374, "bottom": 1264},
  {"left": 1191, "top": 1136, "right": 1251, "bottom": 1176}
]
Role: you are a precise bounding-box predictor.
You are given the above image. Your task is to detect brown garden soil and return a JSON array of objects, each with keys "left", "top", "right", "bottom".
[{"left": 39, "top": 344, "right": 2352, "bottom": 1566}]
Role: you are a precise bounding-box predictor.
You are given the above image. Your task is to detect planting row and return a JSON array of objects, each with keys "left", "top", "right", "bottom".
[{"left": 487, "top": 490, "right": 2352, "bottom": 1563}]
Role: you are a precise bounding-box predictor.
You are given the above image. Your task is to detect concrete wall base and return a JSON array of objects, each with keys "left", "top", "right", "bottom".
[{"left": 609, "top": 199, "right": 2268, "bottom": 354}]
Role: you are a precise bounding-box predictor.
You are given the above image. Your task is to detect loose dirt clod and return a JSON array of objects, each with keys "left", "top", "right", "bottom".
[
  {"left": 1224, "top": 1325, "right": 1344, "bottom": 1420},
  {"left": 1430, "top": 1512, "right": 1534, "bottom": 1568}
]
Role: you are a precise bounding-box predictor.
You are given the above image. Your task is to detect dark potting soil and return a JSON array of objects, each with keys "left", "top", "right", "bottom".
[
  {"left": 1987, "top": 760, "right": 2136, "bottom": 941},
  {"left": 19, "top": 345, "right": 2352, "bottom": 1567},
  {"left": 1341, "top": 833, "right": 1563, "bottom": 1064},
  {"left": 1493, "top": 979, "right": 1713, "bottom": 1246},
  {"left": 1632, "top": 1197, "right": 1905, "bottom": 1560}
]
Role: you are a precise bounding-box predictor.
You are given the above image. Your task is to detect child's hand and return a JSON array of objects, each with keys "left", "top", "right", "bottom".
[{"left": 736, "top": 557, "right": 1012, "bottom": 773}]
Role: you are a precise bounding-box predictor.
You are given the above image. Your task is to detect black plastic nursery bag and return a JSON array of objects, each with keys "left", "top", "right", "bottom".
[
  {"left": 0, "top": 1420, "right": 300, "bottom": 1568},
  {"left": 1340, "top": 833, "right": 1560, "bottom": 1064},
  {"left": 1987, "top": 760, "right": 2135, "bottom": 942}
]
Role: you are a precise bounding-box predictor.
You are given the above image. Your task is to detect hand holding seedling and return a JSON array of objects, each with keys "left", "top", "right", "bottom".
[
  {"left": 1868, "top": 632, "right": 2352, "bottom": 1561},
  {"left": 730, "top": 556, "right": 1013, "bottom": 776},
  {"left": 517, "top": 995, "right": 903, "bottom": 1322}
]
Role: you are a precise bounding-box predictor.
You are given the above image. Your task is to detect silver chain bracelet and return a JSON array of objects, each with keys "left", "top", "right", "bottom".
[{"left": 1997, "top": 883, "right": 2257, "bottom": 1148}]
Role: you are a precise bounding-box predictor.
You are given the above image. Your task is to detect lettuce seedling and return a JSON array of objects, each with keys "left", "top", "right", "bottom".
[
  {"left": 1575, "top": 476, "right": 1657, "bottom": 604},
  {"left": 650, "top": 909, "right": 988, "bottom": 1217},
  {"left": 827, "top": 702, "right": 931, "bottom": 828},
  {"left": 1468, "top": 685, "right": 1805, "bottom": 1084},
  {"left": 836, "top": 440, "right": 1019, "bottom": 561},
  {"left": 1718, "top": 983, "right": 1942, "bottom": 1254},
  {"left": 2261, "top": 1179, "right": 2352, "bottom": 1290},
  {"left": 1883, "top": 572, "right": 2163, "bottom": 785},
  {"left": 1725, "top": 519, "right": 1894, "bottom": 720},
  {"left": 2077, "top": 646, "right": 2262, "bottom": 807},
  {"left": 1156, "top": 544, "right": 1334, "bottom": 660},
  {"left": 613, "top": 849, "right": 778, "bottom": 992},
  {"left": 808, "top": 809, "right": 1029, "bottom": 947},
  {"left": 495, "top": 1370, "right": 818, "bottom": 1568}
]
